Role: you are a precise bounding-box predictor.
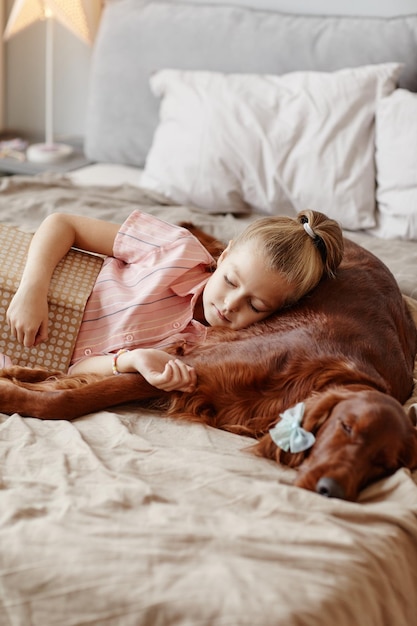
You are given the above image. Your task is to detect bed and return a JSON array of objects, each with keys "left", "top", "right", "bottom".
[{"left": 1, "top": 1, "right": 417, "bottom": 624}]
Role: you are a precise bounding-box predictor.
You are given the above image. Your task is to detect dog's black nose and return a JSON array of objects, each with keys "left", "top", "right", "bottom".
[{"left": 316, "top": 476, "right": 346, "bottom": 499}]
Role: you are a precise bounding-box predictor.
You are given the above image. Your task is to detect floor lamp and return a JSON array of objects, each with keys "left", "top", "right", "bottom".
[{"left": 4, "top": 0, "right": 102, "bottom": 164}]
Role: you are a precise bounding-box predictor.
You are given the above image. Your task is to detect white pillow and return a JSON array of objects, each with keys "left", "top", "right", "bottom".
[
  {"left": 370, "top": 89, "right": 417, "bottom": 240},
  {"left": 140, "top": 64, "right": 401, "bottom": 230}
]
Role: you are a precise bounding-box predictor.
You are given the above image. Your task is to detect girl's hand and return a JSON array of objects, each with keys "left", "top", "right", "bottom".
[
  {"left": 69, "top": 349, "right": 197, "bottom": 392},
  {"left": 131, "top": 349, "right": 197, "bottom": 393},
  {"left": 6, "top": 286, "right": 49, "bottom": 347}
]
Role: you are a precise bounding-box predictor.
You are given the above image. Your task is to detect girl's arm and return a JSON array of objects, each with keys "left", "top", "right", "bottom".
[
  {"left": 7, "top": 213, "right": 120, "bottom": 348},
  {"left": 70, "top": 348, "right": 197, "bottom": 393}
]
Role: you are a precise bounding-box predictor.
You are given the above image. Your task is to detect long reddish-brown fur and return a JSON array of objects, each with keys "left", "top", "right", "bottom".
[{"left": 0, "top": 228, "right": 416, "bottom": 501}]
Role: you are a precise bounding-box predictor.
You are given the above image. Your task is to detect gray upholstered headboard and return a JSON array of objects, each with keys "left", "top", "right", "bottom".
[{"left": 84, "top": 0, "right": 417, "bottom": 167}]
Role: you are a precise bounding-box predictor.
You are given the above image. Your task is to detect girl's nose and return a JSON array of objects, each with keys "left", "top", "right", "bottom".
[{"left": 224, "top": 295, "right": 240, "bottom": 312}]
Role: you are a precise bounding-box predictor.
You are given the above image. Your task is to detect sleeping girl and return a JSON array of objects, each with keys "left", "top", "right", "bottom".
[{"left": 5, "top": 209, "right": 343, "bottom": 392}]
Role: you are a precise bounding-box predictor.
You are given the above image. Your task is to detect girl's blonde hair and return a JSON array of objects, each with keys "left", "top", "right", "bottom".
[{"left": 230, "top": 210, "right": 344, "bottom": 306}]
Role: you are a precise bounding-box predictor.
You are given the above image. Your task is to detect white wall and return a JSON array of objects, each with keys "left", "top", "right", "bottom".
[{"left": 4, "top": 0, "right": 417, "bottom": 142}]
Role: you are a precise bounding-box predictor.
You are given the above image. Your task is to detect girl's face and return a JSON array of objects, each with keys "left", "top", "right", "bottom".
[{"left": 202, "top": 240, "right": 294, "bottom": 330}]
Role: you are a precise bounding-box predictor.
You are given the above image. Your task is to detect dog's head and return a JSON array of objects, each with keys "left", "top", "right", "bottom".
[{"left": 292, "top": 388, "right": 417, "bottom": 501}]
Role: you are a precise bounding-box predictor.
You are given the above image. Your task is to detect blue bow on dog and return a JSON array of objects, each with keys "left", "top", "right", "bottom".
[{"left": 269, "top": 402, "right": 315, "bottom": 453}]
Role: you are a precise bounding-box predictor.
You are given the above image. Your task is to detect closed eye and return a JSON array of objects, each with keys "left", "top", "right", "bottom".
[
  {"left": 224, "top": 275, "right": 267, "bottom": 314},
  {"left": 340, "top": 420, "right": 353, "bottom": 435}
]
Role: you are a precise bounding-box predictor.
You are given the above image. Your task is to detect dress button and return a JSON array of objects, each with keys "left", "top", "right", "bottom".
[
  {"left": 84, "top": 348, "right": 92, "bottom": 356},
  {"left": 125, "top": 334, "right": 133, "bottom": 342},
  {"left": 173, "top": 322, "right": 181, "bottom": 329}
]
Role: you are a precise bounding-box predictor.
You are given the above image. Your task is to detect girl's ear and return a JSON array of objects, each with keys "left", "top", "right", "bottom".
[{"left": 217, "top": 240, "right": 233, "bottom": 265}]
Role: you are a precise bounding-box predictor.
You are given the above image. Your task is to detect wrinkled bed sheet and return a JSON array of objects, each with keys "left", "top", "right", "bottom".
[{"left": 0, "top": 174, "right": 416, "bottom": 626}]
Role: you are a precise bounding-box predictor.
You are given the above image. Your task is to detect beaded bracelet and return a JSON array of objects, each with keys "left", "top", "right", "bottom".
[{"left": 112, "top": 348, "right": 130, "bottom": 375}]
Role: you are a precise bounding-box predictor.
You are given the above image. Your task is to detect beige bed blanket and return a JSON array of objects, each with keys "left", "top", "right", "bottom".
[{"left": 0, "top": 175, "right": 416, "bottom": 626}]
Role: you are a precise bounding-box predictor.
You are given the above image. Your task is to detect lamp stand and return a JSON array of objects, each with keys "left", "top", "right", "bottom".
[{"left": 26, "top": 14, "right": 73, "bottom": 164}]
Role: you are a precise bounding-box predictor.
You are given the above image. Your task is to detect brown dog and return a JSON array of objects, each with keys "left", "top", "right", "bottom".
[{"left": 0, "top": 233, "right": 416, "bottom": 501}]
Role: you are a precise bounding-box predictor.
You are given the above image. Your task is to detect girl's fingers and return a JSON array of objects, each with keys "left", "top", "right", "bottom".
[{"left": 163, "top": 360, "right": 196, "bottom": 392}]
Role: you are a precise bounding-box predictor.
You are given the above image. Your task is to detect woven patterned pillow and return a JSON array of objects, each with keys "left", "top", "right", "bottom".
[{"left": 0, "top": 225, "right": 103, "bottom": 372}]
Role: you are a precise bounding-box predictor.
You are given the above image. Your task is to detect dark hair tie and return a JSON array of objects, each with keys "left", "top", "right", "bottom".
[{"left": 300, "top": 216, "right": 328, "bottom": 266}]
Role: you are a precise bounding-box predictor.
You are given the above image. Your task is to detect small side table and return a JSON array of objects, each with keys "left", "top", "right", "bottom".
[
  {"left": 0, "top": 135, "right": 91, "bottom": 176},
  {"left": 0, "top": 149, "right": 91, "bottom": 176}
]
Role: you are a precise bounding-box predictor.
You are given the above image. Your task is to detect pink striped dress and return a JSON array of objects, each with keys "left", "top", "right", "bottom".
[{"left": 70, "top": 211, "right": 214, "bottom": 367}]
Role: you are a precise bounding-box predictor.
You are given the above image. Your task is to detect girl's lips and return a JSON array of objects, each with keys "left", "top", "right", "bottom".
[{"left": 214, "top": 305, "right": 229, "bottom": 322}]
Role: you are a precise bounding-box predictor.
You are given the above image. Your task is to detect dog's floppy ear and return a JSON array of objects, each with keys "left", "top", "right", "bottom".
[{"left": 252, "top": 388, "right": 353, "bottom": 468}]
